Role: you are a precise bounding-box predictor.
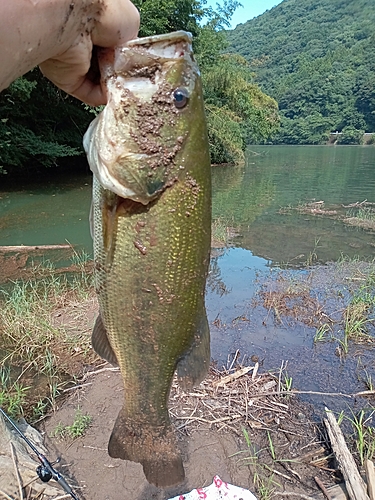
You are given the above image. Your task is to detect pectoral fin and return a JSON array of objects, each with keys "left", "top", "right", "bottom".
[
  {"left": 92, "top": 313, "right": 118, "bottom": 366},
  {"left": 177, "top": 311, "right": 210, "bottom": 390}
]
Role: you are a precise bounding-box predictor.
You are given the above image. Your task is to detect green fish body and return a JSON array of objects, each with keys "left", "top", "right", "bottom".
[{"left": 83, "top": 31, "right": 211, "bottom": 487}]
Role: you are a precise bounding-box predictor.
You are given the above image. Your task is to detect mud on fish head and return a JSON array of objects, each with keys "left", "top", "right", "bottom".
[{"left": 84, "top": 31, "right": 202, "bottom": 205}]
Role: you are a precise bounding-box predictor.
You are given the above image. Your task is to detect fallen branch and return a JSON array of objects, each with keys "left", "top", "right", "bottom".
[
  {"left": 213, "top": 366, "right": 253, "bottom": 387},
  {"left": 240, "top": 389, "right": 353, "bottom": 399},
  {"left": 324, "top": 407, "right": 369, "bottom": 500},
  {"left": 177, "top": 415, "right": 242, "bottom": 425},
  {"left": 353, "top": 390, "right": 375, "bottom": 397},
  {"left": 365, "top": 459, "right": 375, "bottom": 500},
  {"left": 63, "top": 382, "right": 93, "bottom": 393},
  {"left": 0, "top": 245, "right": 72, "bottom": 252},
  {"left": 314, "top": 476, "right": 331, "bottom": 500}
]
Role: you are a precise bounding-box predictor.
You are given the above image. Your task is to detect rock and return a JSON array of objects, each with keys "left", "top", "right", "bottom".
[{"left": 0, "top": 415, "right": 63, "bottom": 498}]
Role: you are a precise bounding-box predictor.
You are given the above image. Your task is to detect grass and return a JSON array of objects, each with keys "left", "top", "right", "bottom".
[
  {"left": 0, "top": 379, "right": 30, "bottom": 419},
  {"left": 340, "top": 274, "right": 375, "bottom": 352},
  {"left": 341, "top": 408, "right": 375, "bottom": 465},
  {"left": 358, "top": 366, "right": 374, "bottom": 391},
  {"left": 230, "top": 428, "right": 279, "bottom": 500},
  {"left": 267, "top": 431, "right": 276, "bottom": 460},
  {"left": 0, "top": 253, "right": 96, "bottom": 420},
  {"left": 305, "top": 237, "right": 321, "bottom": 266},
  {"left": 344, "top": 205, "right": 375, "bottom": 230},
  {"left": 282, "top": 373, "right": 293, "bottom": 392},
  {"left": 314, "top": 323, "right": 332, "bottom": 343},
  {"left": 346, "top": 206, "right": 375, "bottom": 222},
  {"left": 259, "top": 256, "right": 375, "bottom": 354},
  {"left": 53, "top": 407, "right": 92, "bottom": 440},
  {"left": 315, "top": 257, "right": 375, "bottom": 351}
]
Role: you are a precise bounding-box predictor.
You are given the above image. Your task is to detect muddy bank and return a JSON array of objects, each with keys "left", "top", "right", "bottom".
[
  {"left": 1, "top": 255, "right": 375, "bottom": 499},
  {"left": 38, "top": 366, "right": 330, "bottom": 500}
]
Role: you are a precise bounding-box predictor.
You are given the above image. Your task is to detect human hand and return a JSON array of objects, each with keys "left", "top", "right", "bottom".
[{"left": 39, "top": 0, "right": 139, "bottom": 106}]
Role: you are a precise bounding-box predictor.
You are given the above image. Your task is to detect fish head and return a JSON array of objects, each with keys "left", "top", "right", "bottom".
[{"left": 84, "top": 31, "right": 204, "bottom": 204}]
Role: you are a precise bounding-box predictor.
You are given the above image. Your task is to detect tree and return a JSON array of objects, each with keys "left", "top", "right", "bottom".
[
  {"left": 202, "top": 54, "right": 279, "bottom": 162},
  {"left": 337, "top": 126, "right": 364, "bottom": 145},
  {"left": 195, "top": 1, "right": 279, "bottom": 162},
  {"left": 0, "top": 73, "right": 89, "bottom": 174},
  {"left": 132, "top": 0, "right": 203, "bottom": 38}
]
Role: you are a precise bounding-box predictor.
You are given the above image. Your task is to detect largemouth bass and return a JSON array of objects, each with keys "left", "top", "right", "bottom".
[{"left": 83, "top": 31, "right": 211, "bottom": 487}]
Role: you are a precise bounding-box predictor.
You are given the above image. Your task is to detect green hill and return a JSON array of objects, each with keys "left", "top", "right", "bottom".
[{"left": 227, "top": 0, "right": 375, "bottom": 144}]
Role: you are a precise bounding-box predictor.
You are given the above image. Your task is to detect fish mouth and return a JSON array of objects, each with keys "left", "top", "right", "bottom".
[
  {"left": 115, "top": 31, "right": 194, "bottom": 67},
  {"left": 84, "top": 31, "right": 197, "bottom": 204}
]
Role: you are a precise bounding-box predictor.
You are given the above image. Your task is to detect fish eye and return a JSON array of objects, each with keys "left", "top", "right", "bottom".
[{"left": 173, "top": 88, "right": 189, "bottom": 109}]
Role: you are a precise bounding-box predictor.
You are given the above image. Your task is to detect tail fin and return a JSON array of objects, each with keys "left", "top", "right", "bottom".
[{"left": 108, "top": 407, "right": 185, "bottom": 487}]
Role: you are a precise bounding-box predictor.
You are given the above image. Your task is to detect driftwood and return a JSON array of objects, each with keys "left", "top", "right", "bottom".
[
  {"left": 324, "top": 407, "right": 370, "bottom": 500},
  {"left": 365, "top": 459, "right": 375, "bottom": 500},
  {"left": 0, "top": 245, "right": 72, "bottom": 252}
]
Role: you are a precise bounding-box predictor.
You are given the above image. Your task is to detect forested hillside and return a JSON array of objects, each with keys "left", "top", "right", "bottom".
[{"left": 227, "top": 0, "right": 375, "bottom": 144}]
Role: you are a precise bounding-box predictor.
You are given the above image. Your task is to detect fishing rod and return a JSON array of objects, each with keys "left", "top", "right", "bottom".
[{"left": 0, "top": 407, "right": 79, "bottom": 500}]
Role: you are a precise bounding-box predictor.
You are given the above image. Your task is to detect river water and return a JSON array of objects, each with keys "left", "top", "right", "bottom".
[
  {"left": 1, "top": 145, "right": 374, "bottom": 260},
  {"left": 1, "top": 145, "right": 375, "bottom": 411}
]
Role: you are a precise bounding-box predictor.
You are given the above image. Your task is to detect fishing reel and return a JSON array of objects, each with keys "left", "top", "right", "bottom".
[
  {"left": 36, "top": 465, "right": 53, "bottom": 482},
  {"left": 37, "top": 456, "right": 60, "bottom": 482}
]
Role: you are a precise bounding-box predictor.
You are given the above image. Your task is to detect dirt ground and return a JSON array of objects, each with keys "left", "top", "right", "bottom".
[
  {"left": 38, "top": 365, "right": 339, "bottom": 500},
  {"left": 41, "top": 369, "right": 251, "bottom": 500},
  {"left": 2, "top": 255, "right": 374, "bottom": 499}
]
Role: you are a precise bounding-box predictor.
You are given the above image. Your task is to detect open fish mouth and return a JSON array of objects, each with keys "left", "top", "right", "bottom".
[{"left": 84, "top": 31, "right": 198, "bottom": 205}]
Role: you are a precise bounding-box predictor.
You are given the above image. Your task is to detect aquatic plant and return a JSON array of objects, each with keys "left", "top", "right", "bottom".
[
  {"left": 314, "top": 323, "right": 332, "bottom": 344},
  {"left": 343, "top": 408, "right": 375, "bottom": 465}
]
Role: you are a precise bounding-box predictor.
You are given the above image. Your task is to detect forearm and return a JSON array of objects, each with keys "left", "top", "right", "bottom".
[
  {"left": 0, "top": 0, "right": 96, "bottom": 90},
  {"left": 0, "top": 0, "right": 139, "bottom": 101}
]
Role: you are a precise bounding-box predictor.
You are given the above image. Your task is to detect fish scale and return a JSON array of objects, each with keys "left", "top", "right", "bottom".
[{"left": 84, "top": 31, "right": 211, "bottom": 487}]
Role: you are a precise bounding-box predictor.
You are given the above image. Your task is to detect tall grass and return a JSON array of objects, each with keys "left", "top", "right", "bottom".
[
  {"left": 341, "top": 270, "right": 375, "bottom": 352},
  {"left": 0, "top": 253, "right": 95, "bottom": 419}
]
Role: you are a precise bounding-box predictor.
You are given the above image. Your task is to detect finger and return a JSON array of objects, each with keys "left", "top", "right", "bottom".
[
  {"left": 70, "top": 78, "right": 107, "bottom": 106},
  {"left": 91, "top": 0, "right": 140, "bottom": 47},
  {"left": 39, "top": 35, "right": 91, "bottom": 83}
]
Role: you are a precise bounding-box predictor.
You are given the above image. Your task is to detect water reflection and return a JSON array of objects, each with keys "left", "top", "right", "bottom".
[
  {"left": 212, "top": 145, "right": 375, "bottom": 265},
  {"left": 1, "top": 146, "right": 374, "bottom": 265}
]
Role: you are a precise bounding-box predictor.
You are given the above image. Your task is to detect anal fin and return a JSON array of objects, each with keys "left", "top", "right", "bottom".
[
  {"left": 177, "top": 311, "right": 210, "bottom": 390},
  {"left": 92, "top": 313, "right": 118, "bottom": 366}
]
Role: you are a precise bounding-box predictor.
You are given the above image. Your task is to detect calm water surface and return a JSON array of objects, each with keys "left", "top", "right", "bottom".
[
  {"left": 1, "top": 146, "right": 374, "bottom": 261},
  {"left": 1, "top": 146, "right": 375, "bottom": 409},
  {"left": 213, "top": 145, "right": 375, "bottom": 264}
]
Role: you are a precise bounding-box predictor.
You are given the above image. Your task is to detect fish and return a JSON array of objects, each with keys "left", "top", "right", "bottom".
[{"left": 83, "top": 31, "right": 211, "bottom": 487}]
